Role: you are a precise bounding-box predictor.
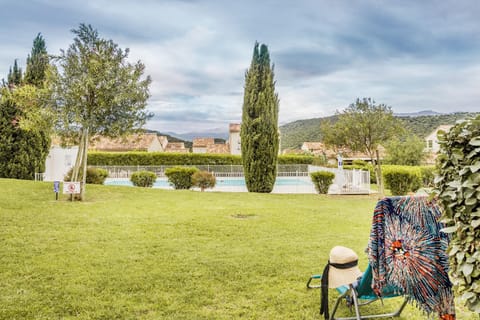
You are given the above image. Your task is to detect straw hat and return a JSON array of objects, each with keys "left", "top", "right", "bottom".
[{"left": 328, "top": 246, "right": 363, "bottom": 288}]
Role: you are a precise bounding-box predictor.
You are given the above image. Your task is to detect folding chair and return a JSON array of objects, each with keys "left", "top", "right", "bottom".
[{"left": 307, "top": 264, "right": 408, "bottom": 320}]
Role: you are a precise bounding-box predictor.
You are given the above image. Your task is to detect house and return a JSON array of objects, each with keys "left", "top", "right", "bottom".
[
  {"left": 207, "top": 143, "right": 230, "bottom": 154},
  {"left": 424, "top": 125, "right": 453, "bottom": 153},
  {"left": 44, "top": 137, "right": 79, "bottom": 181},
  {"left": 228, "top": 123, "right": 241, "bottom": 155},
  {"left": 192, "top": 138, "right": 215, "bottom": 153},
  {"left": 89, "top": 133, "right": 165, "bottom": 152},
  {"left": 164, "top": 142, "right": 189, "bottom": 153},
  {"left": 301, "top": 142, "right": 325, "bottom": 155}
]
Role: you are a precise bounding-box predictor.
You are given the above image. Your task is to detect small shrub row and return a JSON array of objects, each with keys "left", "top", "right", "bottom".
[
  {"left": 165, "top": 166, "right": 199, "bottom": 190},
  {"left": 87, "top": 152, "right": 314, "bottom": 166},
  {"left": 310, "top": 171, "right": 335, "bottom": 194}
]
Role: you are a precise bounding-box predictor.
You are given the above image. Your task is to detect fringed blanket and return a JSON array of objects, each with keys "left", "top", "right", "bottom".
[{"left": 367, "top": 196, "right": 455, "bottom": 319}]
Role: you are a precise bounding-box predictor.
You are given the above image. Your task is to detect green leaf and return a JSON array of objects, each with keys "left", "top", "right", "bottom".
[
  {"left": 472, "top": 219, "right": 480, "bottom": 229},
  {"left": 463, "top": 263, "right": 474, "bottom": 276},
  {"left": 470, "top": 162, "right": 480, "bottom": 173},
  {"left": 441, "top": 225, "right": 458, "bottom": 233},
  {"left": 469, "top": 137, "right": 480, "bottom": 146}
]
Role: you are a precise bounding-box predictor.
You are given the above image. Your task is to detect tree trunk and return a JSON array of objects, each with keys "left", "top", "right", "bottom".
[
  {"left": 375, "top": 149, "right": 384, "bottom": 198},
  {"left": 80, "top": 127, "right": 89, "bottom": 200}
]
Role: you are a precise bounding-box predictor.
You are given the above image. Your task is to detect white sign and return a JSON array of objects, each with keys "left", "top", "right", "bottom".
[{"left": 63, "top": 182, "right": 81, "bottom": 194}]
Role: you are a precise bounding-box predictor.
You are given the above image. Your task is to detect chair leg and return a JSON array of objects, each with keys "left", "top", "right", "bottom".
[{"left": 350, "top": 285, "right": 362, "bottom": 320}]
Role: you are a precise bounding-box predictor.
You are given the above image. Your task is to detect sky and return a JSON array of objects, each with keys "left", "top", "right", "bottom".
[{"left": 1, "top": 0, "right": 479, "bottom": 134}]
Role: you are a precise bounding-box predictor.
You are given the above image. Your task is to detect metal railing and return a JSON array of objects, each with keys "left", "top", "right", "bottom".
[{"left": 92, "top": 164, "right": 310, "bottom": 178}]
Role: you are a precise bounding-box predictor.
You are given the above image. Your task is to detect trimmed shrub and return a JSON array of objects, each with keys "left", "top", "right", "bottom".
[
  {"left": 87, "top": 151, "right": 314, "bottom": 166},
  {"left": 310, "top": 171, "right": 335, "bottom": 194},
  {"left": 65, "top": 167, "right": 109, "bottom": 185},
  {"left": 192, "top": 171, "right": 216, "bottom": 192},
  {"left": 130, "top": 171, "right": 157, "bottom": 187},
  {"left": 382, "top": 165, "right": 422, "bottom": 195},
  {"left": 420, "top": 166, "right": 435, "bottom": 187},
  {"left": 435, "top": 115, "right": 480, "bottom": 312},
  {"left": 165, "top": 166, "right": 199, "bottom": 190}
]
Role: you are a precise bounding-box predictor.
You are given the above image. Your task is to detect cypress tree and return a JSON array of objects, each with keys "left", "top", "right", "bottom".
[
  {"left": 24, "top": 33, "right": 49, "bottom": 87},
  {"left": 241, "top": 42, "right": 279, "bottom": 193},
  {"left": 7, "top": 59, "right": 22, "bottom": 86}
]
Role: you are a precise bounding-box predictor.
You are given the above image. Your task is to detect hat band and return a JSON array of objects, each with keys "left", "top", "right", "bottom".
[
  {"left": 329, "top": 259, "right": 358, "bottom": 269},
  {"left": 320, "top": 259, "right": 359, "bottom": 319}
]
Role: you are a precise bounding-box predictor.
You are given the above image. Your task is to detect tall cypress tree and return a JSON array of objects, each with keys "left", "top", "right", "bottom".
[
  {"left": 24, "top": 33, "right": 49, "bottom": 87},
  {"left": 241, "top": 42, "right": 279, "bottom": 193},
  {"left": 7, "top": 59, "right": 22, "bottom": 86}
]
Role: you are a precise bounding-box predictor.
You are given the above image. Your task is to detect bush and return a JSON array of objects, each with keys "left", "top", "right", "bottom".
[
  {"left": 130, "top": 171, "right": 157, "bottom": 187},
  {"left": 420, "top": 166, "right": 435, "bottom": 187},
  {"left": 88, "top": 152, "right": 315, "bottom": 166},
  {"left": 192, "top": 171, "right": 216, "bottom": 191},
  {"left": 310, "top": 171, "right": 335, "bottom": 194},
  {"left": 165, "top": 166, "right": 199, "bottom": 190},
  {"left": 382, "top": 165, "right": 422, "bottom": 195},
  {"left": 65, "top": 167, "right": 109, "bottom": 185},
  {"left": 435, "top": 116, "right": 480, "bottom": 312}
]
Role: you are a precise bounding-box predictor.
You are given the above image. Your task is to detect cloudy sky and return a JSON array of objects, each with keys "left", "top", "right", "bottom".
[{"left": 1, "top": 0, "right": 479, "bottom": 134}]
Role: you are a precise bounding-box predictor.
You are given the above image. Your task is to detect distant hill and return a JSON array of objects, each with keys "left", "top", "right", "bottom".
[
  {"left": 145, "top": 129, "right": 193, "bottom": 149},
  {"left": 279, "top": 112, "right": 479, "bottom": 151},
  {"left": 165, "top": 129, "right": 229, "bottom": 141},
  {"left": 394, "top": 110, "right": 443, "bottom": 117}
]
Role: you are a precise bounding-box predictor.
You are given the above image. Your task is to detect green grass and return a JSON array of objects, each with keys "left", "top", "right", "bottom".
[{"left": 0, "top": 179, "right": 476, "bottom": 319}]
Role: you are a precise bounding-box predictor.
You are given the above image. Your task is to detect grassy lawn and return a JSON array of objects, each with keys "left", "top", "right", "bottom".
[{"left": 0, "top": 179, "right": 476, "bottom": 319}]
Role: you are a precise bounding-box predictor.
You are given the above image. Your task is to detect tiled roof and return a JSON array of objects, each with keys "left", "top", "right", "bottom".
[
  {"left": 89, "top": 133, "right": 160, "bottom": 151},
  {"left": 207, "top": 143, "right": 230, "bottom": 154},
  {"left": 193, "top": 137, "right": 215, "bottom": 147},
  {"left": 165, "top": 142, "right": 188, "bottom": 153},
  {"left": 302, "top": 142, "right": 324, "bottom": 150}
]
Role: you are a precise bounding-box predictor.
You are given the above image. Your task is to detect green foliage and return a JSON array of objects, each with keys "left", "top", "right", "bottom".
[
  {"left": 51, "top": 23, "right": 152, "bottom": 199},
  {"left": 165, "top": 166, "right": 199, "bottom": 190},
  {"left": 435, "top": 115, "right": 480, "bottom": 313},
  {"left": 192, "top": 171, "right": 216, "bottom": 191},
  {"left": 419, "top": 166, "right": 435, "bottom": 187},
  {"left": 279, "top": 112, "right": 479, "bottom": 152},
  {"left": 24, "top": 33, "right": 49, "bottom": 87},
  {"left": 130, "top": 170, "right": 157, "bottom": 188},
  {"left": 310, "top": 171, "right": 335, "bottom": 194},
  {"left": 382, "top": 165, "right": 422, "bottom": 195},
  {"left": 241, "top": 42, "right": 279, "bottom": 193},
  {"left": 65, "top": 167, "right": 109, "bottom": 184},
  {"left": 0, "top": 89, "right": 50, "bottom": 180},
  {"left": 384, "top": 135, "right": 426, "bottom": 166},
  {"left": 7, "top": 59, "right": 23, "bottom": 86},
  {"left": 320, "top": 98, "right": 403, "bottom": 195},
  {"left": 87, "top": 152, "right": 314, "bottom": 166}
]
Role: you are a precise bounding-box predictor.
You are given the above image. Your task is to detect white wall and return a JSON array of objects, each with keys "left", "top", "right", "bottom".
[
  {"left": 229, "top": 131, "right": 241, "bottom": 155},
  {"left": 44, "top": 146, "right": 79, "bottom": 181}
]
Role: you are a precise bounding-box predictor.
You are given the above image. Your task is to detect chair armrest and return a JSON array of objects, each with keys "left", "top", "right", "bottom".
[{"left": 306, "top": 275, "right": 322, "bottom": 289}]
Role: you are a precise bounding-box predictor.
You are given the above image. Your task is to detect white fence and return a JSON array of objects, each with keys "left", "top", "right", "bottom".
[
  {"left": 92, "top": 164, "right": 310, "bottom": 178},
  {"left": 308, "top": 165, "right": 371, "bottom": 194}
]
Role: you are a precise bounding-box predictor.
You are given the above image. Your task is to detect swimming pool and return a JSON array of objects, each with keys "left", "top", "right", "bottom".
[{"left": 104, "top": 176, "right": 316, "bottom": 193}]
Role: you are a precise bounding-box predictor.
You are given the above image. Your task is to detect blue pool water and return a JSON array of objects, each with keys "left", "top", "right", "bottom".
[{"left": 105, "top": 177, "right": 312, "bottom": 188}]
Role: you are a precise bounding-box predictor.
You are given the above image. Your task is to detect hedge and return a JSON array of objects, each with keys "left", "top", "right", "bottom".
[
  {"left": 87, "top": 152, "right": 314, "bottom": 166},
  {"left": 435, "top": 115, "right": 480, "bottom": 312},
  {"left": 382, "top": 165, "right": 422, "bottom": 195},
  {"left": 64, "top": 167, "right": 109, "bottom": 185}
]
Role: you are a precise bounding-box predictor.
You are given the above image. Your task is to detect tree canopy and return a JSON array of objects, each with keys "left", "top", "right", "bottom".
[
  {"left": 51, "top": 23, "right": 152, "bottom": 199},
  {"left": 321, "top": 98, "right": 402, "bottom": 195},
  {"left": 24, "top": 33, "right": 49, "bottom": 87},
  {"left": 241, "top": 42, "right": 279, "bottom": 193}
]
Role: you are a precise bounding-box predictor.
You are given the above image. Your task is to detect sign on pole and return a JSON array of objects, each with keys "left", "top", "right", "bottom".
[
  {"left": 63, "top": 182, "right": 81, "bottom": 194},
  {"left": 53, "top": 181, "right": 60, "bottom": 200}
]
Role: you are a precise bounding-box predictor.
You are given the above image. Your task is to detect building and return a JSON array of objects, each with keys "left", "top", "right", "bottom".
[
  {"left": 89, "top": 133, "right": 165, "bottom": 152},
  {"left": 301, "top": 142, "right": 325, "bottom": 155},
  {"left": 192, "top": 138, "right": 215, "bottom": 153},
  {"left": 164, "top": 142, "right": 189, "bottom": 153},
  {"left": 207, "top": 143, "right": 230, "bottom": 154},
  {"left": 228, "top": 123, "right": 241, "bottom": 155},
  {"left": 424, "top": 125, "right": 453, "bottom": 153}
]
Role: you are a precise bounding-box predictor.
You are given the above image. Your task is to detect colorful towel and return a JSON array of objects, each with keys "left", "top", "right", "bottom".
[{"left": 367, "top": 196, "right": 455, "bottom": 319}]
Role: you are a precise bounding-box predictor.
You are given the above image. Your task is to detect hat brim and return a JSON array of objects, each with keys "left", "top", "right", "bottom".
[{"left": 328, "top": 265, "right": 363, "bottom": 288}]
